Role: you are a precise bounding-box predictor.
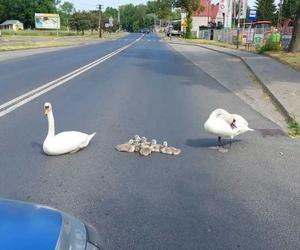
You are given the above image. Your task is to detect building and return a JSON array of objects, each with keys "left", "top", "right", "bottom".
[
  {"left": 181, "top": 0, "right": 220, "bottom": 37},
  {"left": 0, "top": 20, "right": 24, "bottom": 31}
]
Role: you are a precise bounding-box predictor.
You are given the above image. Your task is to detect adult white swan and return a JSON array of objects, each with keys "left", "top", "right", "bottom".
[
  {"left": 43, "top": 102, "right": 96, "bottom": 155},
  {"left": 204, "top": 108, "right": 253, "bottom": 146}
]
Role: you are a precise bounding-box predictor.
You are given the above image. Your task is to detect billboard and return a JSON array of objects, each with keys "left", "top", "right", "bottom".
[{"left": 35, "top": 13, "right": 60, "bottom": 29}]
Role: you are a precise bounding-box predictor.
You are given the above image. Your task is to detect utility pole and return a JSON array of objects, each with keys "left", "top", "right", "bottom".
[
  {"left": 118, "top": 6, "right": 120, "bottom": 31},
  {"left": 207, "top": 0, "right": 210, "bottom": 26},
  {"left": 97, "top": 4, "right": 102, "bottom": 38}
]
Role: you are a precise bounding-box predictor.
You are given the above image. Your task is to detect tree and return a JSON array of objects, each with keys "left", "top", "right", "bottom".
[
  {"left": 58, "top": 1, "right": 74, "bottom": 28},
  {"left": 288, "top": 2, "right": 300, "bottom": 52},
  {"left": 104, "top": 7, "right": 118, "bottom": 19},
  {"left": 281, "top": 0, "right": 298, "bottom": 21},
  {"left": 120, "top": 4, "right": 136, "bottom": 31},
  {"left": 173, "top": 0, "right": 199, "bottom": 38},
  {"left": 146, "top": 1, "right": 159, "bottom": 14},
  {"left": 255, "top": 0, "right": 277, "bottom": 24},
  {"left": 172, "top": 8, "right": 181, "bottom": 20},
  {"left": 157, "top": 0, "right": 172, "bottom": 19},
  {"left": 69, "top": 11, "right": 90, "bottom": 34}
]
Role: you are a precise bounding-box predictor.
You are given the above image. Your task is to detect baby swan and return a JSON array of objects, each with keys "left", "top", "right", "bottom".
[
  {"left": 150, "top": 139, "right": 162, "bottom": 153},
  {"left": 115, "top": 139, "right": 135, "bottom": 153},
  {"left": 160, "top": 141, "right": 181, "bottom": 155},
  {"left": 139, "top": 137, "right": 152, "bottom": 156}
]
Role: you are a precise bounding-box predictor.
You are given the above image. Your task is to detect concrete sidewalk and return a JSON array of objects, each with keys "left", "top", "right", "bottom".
[{"left": 170, "top": 40, "right": 300, "bottom": 125}]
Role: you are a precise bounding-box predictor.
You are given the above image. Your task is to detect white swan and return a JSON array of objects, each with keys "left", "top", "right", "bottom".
[
  {"left": 204, "top": 108, "right": 254, "bottom": 146},
  {"left": 43, "top": 102, "right": 96, "bottom": 155}
]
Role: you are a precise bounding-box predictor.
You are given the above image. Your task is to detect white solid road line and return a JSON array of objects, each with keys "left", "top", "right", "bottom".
[{"left": 0, "top": 36, "right": 143, "bottom": 118}]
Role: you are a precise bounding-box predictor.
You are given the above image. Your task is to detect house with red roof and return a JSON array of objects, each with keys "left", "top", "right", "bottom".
[{"left": 181, "top": 0, "right": 223, "bottom": 37}]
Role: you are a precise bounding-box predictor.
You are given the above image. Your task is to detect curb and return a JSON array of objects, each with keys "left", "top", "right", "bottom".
[{"left": 169, "top": 41, "right": 294, "bottom": 124}]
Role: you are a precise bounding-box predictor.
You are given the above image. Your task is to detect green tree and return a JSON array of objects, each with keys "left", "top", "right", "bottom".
[
  {"left": 255, "top": 0, "right": 277, "bottom": 23},
  {"left": 146, "top": 1, "right": 159, "bottom": 14},
  {"left": 157, "top": 0, "right": 172, "bottom": 19},
  {"left": 88, "top": 10, "right": 99, "bottom": 34},
  {"left": 281, "top": 0, "right": 298, "bottom": 21},
  {"left": 58, "top": 1, "right": 74, "bottom": 28},
  {"left": 173, "top": 0, "right": 199, "bottom": 38},
  {"left": 172, "top": 8, "right": 181, "bottom": 20},
  {"left": 120, "top": 4, "right": 136, "bottom": 31},
  {"left": 104, "top": 7, "right": 118, "bottom": 19},
  {"left": 69, "top": 11, "right": 90, "bottom": 34}
]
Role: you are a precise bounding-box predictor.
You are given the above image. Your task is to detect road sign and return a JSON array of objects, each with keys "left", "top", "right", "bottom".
[
  {"left": 249, "top": 9, "right": 257, "bottom": 21},
  {"left": 219, "top": 0, "right": 227, "bottom": 13}
]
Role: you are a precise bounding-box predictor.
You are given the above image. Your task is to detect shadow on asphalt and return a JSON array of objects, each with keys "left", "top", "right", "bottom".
[
  {"left": 31, "top": 141, "right": 44, "bottom": 154},
  {"left": 186, "top": 138, "right": 241, "bottom": 148}
]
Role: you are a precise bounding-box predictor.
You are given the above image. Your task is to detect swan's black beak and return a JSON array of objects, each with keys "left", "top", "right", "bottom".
[{"left": 230, "top": 119, "right": 237, "bottom": 129}]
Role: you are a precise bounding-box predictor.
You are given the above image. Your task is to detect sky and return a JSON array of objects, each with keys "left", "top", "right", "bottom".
[{"left": 69, "top": 0, "right": 273, "bottom": 11}]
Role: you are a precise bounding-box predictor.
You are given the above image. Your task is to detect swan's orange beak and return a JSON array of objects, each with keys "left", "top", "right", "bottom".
[{"left": 44, "top": 107, "right": 48, "bottom": 116}]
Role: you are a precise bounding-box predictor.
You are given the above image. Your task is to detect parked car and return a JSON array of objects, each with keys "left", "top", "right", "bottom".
[
  {"left": 140, "top": 28, "right": 150, "bottom": 34},
  {"left": 0, "top": 199, "right": 104, "bottom": 250},
  {"left": 171, "top": 30, "right": 182, "bottom": 36}
]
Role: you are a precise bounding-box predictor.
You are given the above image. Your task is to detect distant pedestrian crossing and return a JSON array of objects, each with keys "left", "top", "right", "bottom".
[{"left": 118, "top": 38, "right": 163, "bottom": 43}]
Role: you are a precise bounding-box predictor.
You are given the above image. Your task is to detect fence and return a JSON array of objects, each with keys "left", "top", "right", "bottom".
[{"left": 199, "top": 27, "right": 293, "bottom": 51}]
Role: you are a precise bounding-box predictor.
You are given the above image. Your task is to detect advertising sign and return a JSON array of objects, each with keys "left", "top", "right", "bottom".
[{"left": 35, "top": 13, "right": 60, "bottom": 29}]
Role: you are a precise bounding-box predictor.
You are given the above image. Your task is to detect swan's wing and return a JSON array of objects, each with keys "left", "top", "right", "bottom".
[
  {"left": 232, "top": 114, "right": 249, "bottom": 127},
  {"left": 204, "top": 116, "right": 234, "bottom": 136},
  {"left": 49, "top": 131, "right": 89, "bottom": 153}
]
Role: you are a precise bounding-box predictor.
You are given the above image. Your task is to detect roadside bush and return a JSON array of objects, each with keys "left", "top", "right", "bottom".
[{"left": 256, "top": 32, "right": 281, "bottom": 53}]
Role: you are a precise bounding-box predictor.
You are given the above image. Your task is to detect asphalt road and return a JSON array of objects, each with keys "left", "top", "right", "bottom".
[{"left": 0, "top": 33, "right": 299, "bottom": 249}]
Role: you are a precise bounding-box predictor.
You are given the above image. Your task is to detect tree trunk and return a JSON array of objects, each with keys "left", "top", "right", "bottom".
[
  {"left": 288, "top": 5, "right": 300, "bottom": 52},
  {"left": 185, "top": 11, "right": 192, "bottom": 38}
]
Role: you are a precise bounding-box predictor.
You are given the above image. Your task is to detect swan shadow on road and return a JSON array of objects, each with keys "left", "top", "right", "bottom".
[
  {"left": 186, "top": 138, "right": 241, "bottom": 148},
  {"left": 31, "top": 142, "right": 44, "bottom": 154}
]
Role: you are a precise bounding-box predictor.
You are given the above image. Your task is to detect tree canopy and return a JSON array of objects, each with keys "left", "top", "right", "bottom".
[{"left": 255, "top": 0, "right": 277, "bottom": 23}]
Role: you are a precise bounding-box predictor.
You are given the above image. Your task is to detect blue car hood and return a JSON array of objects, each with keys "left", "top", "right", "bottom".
[{"left": 0, "top": 199, "right": 62, "bottom": 250}]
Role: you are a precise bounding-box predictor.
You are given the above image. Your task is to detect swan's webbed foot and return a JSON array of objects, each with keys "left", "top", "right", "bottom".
[
  {"left": 217, "top": 136, "right": 229, "bottom": 152},
  {"left": 218, "top": 136, "right": 222, "bottom": 147}
]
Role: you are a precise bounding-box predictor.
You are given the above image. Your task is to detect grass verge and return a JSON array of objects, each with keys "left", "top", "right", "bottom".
[
  {"left": 0, "top": 41, "right": 80, "bottom": 51},
  {"left": 179, "top": 38, "right": 300, "bottom": 71},
  {"left": 0, "top": 31, "right": 128, "bottom": 51},
  {"left": 289, "top": 117, "right": 300, "bottom": 138},
  {"left": 265, "top": 51, "right": 300, "bottom": 71}
]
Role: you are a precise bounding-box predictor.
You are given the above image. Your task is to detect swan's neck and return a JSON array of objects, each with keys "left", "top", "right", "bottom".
[{"left": 46, "top": 111, "right": 55, "bottom": 137}]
